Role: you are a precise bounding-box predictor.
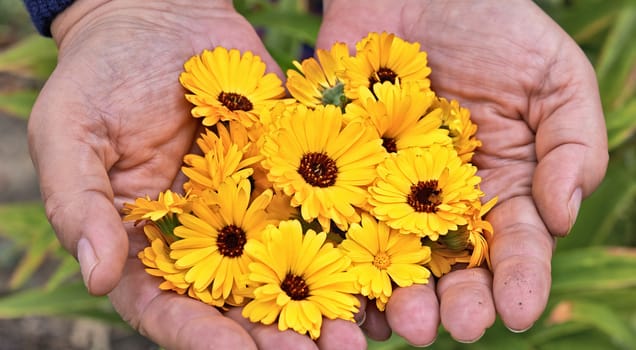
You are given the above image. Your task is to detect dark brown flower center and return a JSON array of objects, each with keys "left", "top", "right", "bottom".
[
  {"left": 369, "top": 67, "right": 398, "bottom": 87},
  {"left": 217, "top": 224, "right": 247, "bottom": 257},
  {"left": 407, "top": 180, "right": 442, "bottom": 213},
  {"left": 298, "top": 152, "right": 338, "bottom": 187},
  {"left": 280, "top": 273, "right": 310, "bottom": 300},
  {"left": 382, "top": 137, "right": 397, "bottom": 153},
  {"left": 218, "top": 91, "right": 253, "bottom": 111}
]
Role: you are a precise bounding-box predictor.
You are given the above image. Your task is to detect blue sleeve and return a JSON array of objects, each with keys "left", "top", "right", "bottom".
[{"left": 23, "top": 0, "right": 75, "bottom": 37}]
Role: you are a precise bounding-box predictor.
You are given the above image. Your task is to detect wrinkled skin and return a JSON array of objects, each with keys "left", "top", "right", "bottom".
[
  {"left": 318, "top": 0, "right": 608, "bottom": 344},
  {"left": 27, "top": 0, "right": 607, "bottom": 349}
]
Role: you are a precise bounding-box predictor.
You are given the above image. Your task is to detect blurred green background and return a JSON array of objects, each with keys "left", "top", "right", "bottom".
[{"left": 0, "top": 0, "right": 634, "bottom": 349}]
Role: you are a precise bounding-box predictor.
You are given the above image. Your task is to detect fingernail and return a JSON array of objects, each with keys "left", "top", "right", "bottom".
[
  {"left": 506, "top": 323, "right": 533, "bottom": 333},
  {"left": 567, "top": 188, "right": 582, "bottom": 233},
  {"left": 77, "top": 238, "right": 97, "bottom": 289},
  {"left": 355, "top": 311, "right": 367, "bottom": 327},
  {"left": 409, "top": 336, "right": 437, "bottom": 348},
  {"left": 455, "top": 329, "right": 486, "bottom": 344}
]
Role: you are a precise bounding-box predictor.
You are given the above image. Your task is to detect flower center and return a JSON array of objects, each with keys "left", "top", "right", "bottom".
[
  {"left": 297, "top": 152, "right": 338, "bottom": 188},
  {"left": 382, "top": 137, "right": 397, "bottom": 153},
  {"left": 217, "top": 224, "right": 247, "bottom": 257},
  {"left": 218, "top": 91, "right": 253, "bottom": 111},
  {"left": 280, "top": 273, "right": 310, "bottom": 300},
  {"left": 369, "top": 67, "right": 397, "bottom": 87},
  {"left": 373, "top": 252, "right": 391, "bottom": 269},
  {"left": 407, "top": 180, "right": 442, "bottom": 213}
]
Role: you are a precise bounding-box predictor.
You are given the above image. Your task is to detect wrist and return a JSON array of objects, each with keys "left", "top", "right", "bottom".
[
  {"left": 51, "top": 0, "right": 234, "bottom": 48},
  {"left": 51, "top": 0, "right": 110, "bottom": 46}
]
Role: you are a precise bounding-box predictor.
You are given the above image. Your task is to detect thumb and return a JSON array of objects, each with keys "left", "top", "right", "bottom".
[
  {"left": 531, "top": 47, "right": 608, "bottom": 237},
  {"left": 28, "top": 85, "right": 128, "bottom": 295}
]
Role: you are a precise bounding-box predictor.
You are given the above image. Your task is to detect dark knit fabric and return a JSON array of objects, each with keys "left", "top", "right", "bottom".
[{"left": 23, "top": 0, "right": 75, "bottom": 37}]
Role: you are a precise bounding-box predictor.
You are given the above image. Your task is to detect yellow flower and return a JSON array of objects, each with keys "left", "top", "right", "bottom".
[
  {"left": 462, "top": 197, "right": 497, "bottom": 269},
  {"left": 242, "top": 220, "right": 359, "bottom": 339},
  {"left": 434, "top": 97, "right": 482, "bottom": 163},
  {"left": 340, "top": 214, "right": 431, "bottom": 311},
  {"left": 286, "top": 42, "right": 351, "bottom": 109},
  {"left": 179, "top": 47, "right": 285, "bottom": 127},
  {"left": 369, "top": 145, "right": 483, "bottom": 240},
  {"left": 181, "top": 124, "right": 262, "bottom": 195},
  {"left": 261, "top": 104, "right": 385, "bottom": 231},
  {"left": 421, "top": 238, "right": 470, "bottom": 278},
  {"left": 265, "top": 191, "right": 299, "bottom": 222},
  {"left": 345, "top": 81, "right": 451, "bottom": 153},
  {"left": 420, "top": 197, "right": 496, "bottom": 276},
  {"left": 342, "top": 32, "right": 431, "bottom": 100},
  {"left": 170, "top": 179, "right": 274, "bottom": 306},
  {"left": 122, "top": 190, "right": 191, "bottom": 242},
  {"left": 123, "top": 189, "right": 190, "bottom": 222},
  {"left": 138, "top": 225, "right": 190, "bottom": 294}
]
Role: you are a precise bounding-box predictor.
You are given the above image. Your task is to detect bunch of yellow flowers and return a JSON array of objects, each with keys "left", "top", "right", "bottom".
[{"left": 123, "top": 32, "right": 496, "bottom": 340}]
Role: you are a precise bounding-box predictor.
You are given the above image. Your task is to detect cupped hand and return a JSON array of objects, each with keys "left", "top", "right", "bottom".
[
  {"left": 27, "top": 0, "right": 365, "bottom": 349},
  {"left": 317, "top": 0, "right": 608, "bottom": 344}
]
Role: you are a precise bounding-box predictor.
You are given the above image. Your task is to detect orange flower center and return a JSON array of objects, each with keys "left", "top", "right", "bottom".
[
  {"left": 218, "top": 91, "right": 253, "bottom": 111},
  {"left": 281, "top": 273, "right": 310, "bottom": 300},
  {"left": 369, "top": 67, "right": 397, "bottom": 87},
  {"left": 298, "top": 152, "right": 338, "bottom": 188},
  {"left": 407, "top": 180, "right": 442, "bottom": 213},
  {"left": 217, "top": 224, "right": 247, "bottom": 257},
  {"left": 382, "top": 137, "right": 397, "bottom": 153}
]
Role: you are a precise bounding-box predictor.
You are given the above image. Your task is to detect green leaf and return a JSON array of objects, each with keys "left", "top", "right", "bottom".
[
  {"left": 606, "top": 98, "right": 636, "bottom": 150},
  {"left": 537, "top": 329, "right": 633, "bottom": 350},
  {"left": 529, "top": 321, "right": 592, "bottom": 348},
  {"left": 0, "top": 281, "right": 113, "bottom": 320},
  {"left": 267, "top": 46, "right": 301, "bottom": 73},
  {"left": 0, "top": 35, "right": 57, "bottom": 79},
  {"left": 596, "top": 5, "right": 636, "bottom": 109},
  {"left": 44, "top": 255, "right": 80, "bottom": 291},
  {"left": 541, "top": 0, "right": 622, "bottom": 43},
  {"left": 0, "top": 89, "right": 38, "bottom": 119},
  {"left": 7, "top": 237, "right": 57, "bottom": 290},
  {"left": 0, "top": 202, "right": 55, "bottom": 247},
  {"left": 540, "top": 300, "right": 636, "bottom": 348},
  {"left": 551, "top": 247, "right": 636, "bottom": 293},
  {"left": 0, "top": 202, "right": 67, "bottom": 290},
  {"left": 244, "top": 11, "right": 320, "bottom": 46}
]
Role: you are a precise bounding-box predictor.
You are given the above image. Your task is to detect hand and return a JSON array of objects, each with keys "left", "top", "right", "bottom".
[
  {"left": 317, "top": 0, "right": 608, "bottom": 344},
  {"left": 27, "top": 1, "right": 366, "bottom": 349}
]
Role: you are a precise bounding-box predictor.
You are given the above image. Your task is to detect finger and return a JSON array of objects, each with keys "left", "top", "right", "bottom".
[
  {"left": 361, "top": 298, "right": 391, "bottom": 341},
  {"left": 317, "top": 318, "right": 366, "bottom": 350},
  {"left": 489, "top": 196, "right": 554, "bottom": 331},
  {"left": 224, "top": 308, "right": 318, "bottom": 350},
  {"left": 110, "top": 258, "right": 257, "bottom": 350},
  {"left": 28, "top": 90, "right": 127, "bottom": 295},
  {"left": 385, "top": 281, "right": 439, "bottom": 347},
  {"left": 437, "top": 268, "right": 495, "bottom": 343},
  {"left": 531, "top": 41, "right": 608, "bottom": 236}
]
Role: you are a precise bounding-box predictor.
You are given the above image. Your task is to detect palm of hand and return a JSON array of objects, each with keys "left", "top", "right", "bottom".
[
  {"left": 317, "top": 0, "right": 607, "bottom": 343},
  {"left": 28, "top": 4, "right": 298, "bottom": 349}
]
